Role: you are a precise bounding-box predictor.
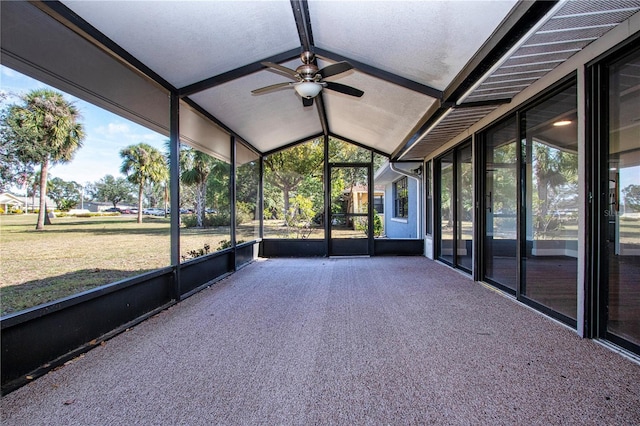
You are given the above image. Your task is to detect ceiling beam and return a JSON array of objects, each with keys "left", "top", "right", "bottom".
[
  {"left": 314, "top": 47, "right": 443, "bottom": 99},
  {"left": 290, "top": 0, "right": 329, "bottom": 137},
  {"left": 314, "top": 95, "right": 330, "bottom": 137},
  {"left": 178, "top": 48, "right": 301, "bottom": 97},
  {"left": 290, "top": 0, "right": 314, "bottom": 51}
]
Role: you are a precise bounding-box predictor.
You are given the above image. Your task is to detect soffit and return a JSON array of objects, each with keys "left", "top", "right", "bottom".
[{"left": 402, "top": 0, "right": 640, "bottom": 160}]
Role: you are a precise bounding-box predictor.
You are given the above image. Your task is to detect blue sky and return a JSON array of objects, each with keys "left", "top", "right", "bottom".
[{"left": 0, "top": 65, "right": 167, "bottom": 190}]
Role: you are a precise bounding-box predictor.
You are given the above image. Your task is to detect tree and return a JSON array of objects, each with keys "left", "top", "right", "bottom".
[
  {"left": 206, "top": 159, "right": 230, "bottom": 213},
  {"left": 264, "top": 139, "right": 323, "bottom": 214},
  {"left": 0, "top": 92, "right": 30, "bottom": 191},
  {"left": 623, "top": 184, "right": 640, "bottom": 212},
  {"left": 532, "top": 142, "right": 578, "bottom": 236},
  {"left": 1, "top": 89, "right": 85, "bottom": 229},
  {"left": 180, "top": 147, "right": 216, "bottom": 227},
  {"left": 47, "top": 177, "right": 81, "bottom": 211},
  {"left": 120, "top": 143, "right": 168, "bottom": 223},
  {"left": 92, "top": 174, "right": 134, "bottom": 208}
]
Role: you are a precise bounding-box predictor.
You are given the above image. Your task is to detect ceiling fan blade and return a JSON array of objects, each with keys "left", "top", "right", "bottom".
[
  {"left": 261, "top": 62, "right": 298, "bottom": 79},
  {"left": 302, "top": 97, "right": 314, "bottom": 107},
  {"left": 251, "top": 82, "right": 293, "bottom": 95},
  {"left": 325, "top": 81, "right": 364, "bottom": 97},
  {"left": 318, "top": 62, "right": 353, "bottom": 79}
]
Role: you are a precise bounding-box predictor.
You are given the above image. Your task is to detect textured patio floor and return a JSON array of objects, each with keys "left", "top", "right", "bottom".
[{"left": 2, "top": 257, "right": 639, "bottom": 425}]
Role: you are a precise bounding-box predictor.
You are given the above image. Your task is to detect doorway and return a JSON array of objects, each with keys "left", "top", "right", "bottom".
[
  {"left": 590, "top": 44, "right": 640, "bottom": 353},
  {"left": 435, "top": 141, "right": 473, "bottom": 273},
  {"left": 328, "top": 164, "right": 372, "bottom": 256}
]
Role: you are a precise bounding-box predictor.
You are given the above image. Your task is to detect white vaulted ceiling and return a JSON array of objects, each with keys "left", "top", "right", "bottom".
[
  {"left": 54, "top": 0, "right": 519, "bottom": 156},
  {"left": 3, "top": 1, "right": 638, "bottom": 160}
]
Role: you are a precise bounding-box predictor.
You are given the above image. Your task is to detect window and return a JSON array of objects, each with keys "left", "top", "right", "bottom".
[
  {"left": 521, "top": 82, "right": 578, "bottom": 322},
  {"left": 373, "top": 195, "right": 384, "bottom": 214},
  {"left": 0, "top": 66, "right": 170, "bottom": 315},
  {"left": 393, "top": 177, "right": 408, "bottom": 218},
  {"left": 425, "top": 160, "right": 432, "bottom": 235},
  {"left": 263, "top": 139, "right": 324, "bottom": 239}
]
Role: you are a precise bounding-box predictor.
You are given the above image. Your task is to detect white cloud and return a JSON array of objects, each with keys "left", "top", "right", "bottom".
[{"left": 95, "top": 122, "right": 131, "bottom": 137}]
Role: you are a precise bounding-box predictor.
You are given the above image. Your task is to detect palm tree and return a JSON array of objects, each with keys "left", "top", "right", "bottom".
[
  {"left": 120, "top": 143, "right": 168, "bottom": 223},
  {"left": 181, "top": 147, "right": 215, "bottom": 227},
  {"left": 2, "top": 89, "right": 85, "bottom": 229}
]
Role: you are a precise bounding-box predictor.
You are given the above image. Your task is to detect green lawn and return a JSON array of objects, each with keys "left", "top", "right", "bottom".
[{"left": 0, "top": 214, "right": 231, "bottom": 316}]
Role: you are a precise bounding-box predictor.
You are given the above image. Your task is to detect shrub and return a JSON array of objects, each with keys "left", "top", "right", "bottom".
[
  {"left": 216, "top": 239, "right": 245, "bottom": 251},
  {"left": 0, "top": 208, "right": 4, "bottom": 214},
  {"left": 181, "top": 244, "right": 211, "bottom": 261},
  {"left": 236, "top": 202, "right": 254, "bottom": 225},
  {"left": 181, "top": 214, "right": 198, "bottom": 228},
  {"left": 181, "top": 211, "right": 231, "bottom": 228},
  {"left": 217, "top": 239, "right": 232, "bottom": 251},
  {"left": 207, "top": 211, "right": 231, "bottom": 227}
]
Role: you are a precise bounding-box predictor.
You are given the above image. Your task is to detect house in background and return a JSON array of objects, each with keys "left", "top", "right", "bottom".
[
  {"left": 374, "top": 163, "right": 421, "bottom": 239},
  {"left": 0, "top": 192, "right": 58, "bottom": 213},
  {"left": 0, "top": 192, "right": 26, "bottom": 213}
]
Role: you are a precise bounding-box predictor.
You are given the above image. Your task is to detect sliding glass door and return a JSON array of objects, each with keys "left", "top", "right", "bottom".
[
  {"left": 481, "top": 119, "right": 518, "bottom": 291},
  {"left": 591, "top": 46, "right": 640, "bottom": 352},
  {"left": 521, "top": 83, "right": 578, "bottom": 323},
  {"left": 437, "top": 152, "right": 454, "bottom": 264},
  {"left": 436, "top": 141, "right": 472, "bottom": 273},
  {"left": 457, "top": 144, "right": 473, "bottom": 271}
]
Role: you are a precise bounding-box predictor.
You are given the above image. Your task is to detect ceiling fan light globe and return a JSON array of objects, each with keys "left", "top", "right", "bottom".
[{"left": 295, "top": 82, "right": 323, "bottom": 99}]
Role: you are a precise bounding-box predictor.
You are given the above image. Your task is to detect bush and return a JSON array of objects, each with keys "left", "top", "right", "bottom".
[
  {"left": 217, "top": 239, "right": 232, "bottom": 251},
  {"left": 207, "top": 211, "right": 231, "bottom": 227},
  {"left": 0, "top": 207, "right": 4, "bottom": 214},
  {"left": 236, "top": 202, "right": 254, "bottom": 225},
  {"left": 181, "top": 211, "right": 231, "bottom": 228},
  {"left": 181, "top": 214, "right": 198, "bottom": 228},
  {"left": 216, "top": 239, "right": 245, "bottom": 251},
  {"left": 181, "top": 244, "right": 211, "bottom": 261}
]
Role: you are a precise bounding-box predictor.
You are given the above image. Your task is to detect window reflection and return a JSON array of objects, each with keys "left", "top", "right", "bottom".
[
  {"left": 606, "top": 49, "right": 640, "bottom": 346},
  {"left": 483, "top": 118, "right": 518, "bottom": 290},
  {"left": 438, "top": 152, "right": 454, "bottom": 264},
  {"left": 522, "top": 83, "right": 578, "bottom": 320}
]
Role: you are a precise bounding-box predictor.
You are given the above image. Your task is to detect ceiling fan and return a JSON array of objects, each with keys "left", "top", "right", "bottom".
[{"left": 251, "top": 51, "right": 364, "bottom": 106}]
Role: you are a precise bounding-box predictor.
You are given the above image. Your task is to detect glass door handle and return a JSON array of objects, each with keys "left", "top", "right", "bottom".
[{"left": 486, "top": 191, "right": 492, "bottom": 212}]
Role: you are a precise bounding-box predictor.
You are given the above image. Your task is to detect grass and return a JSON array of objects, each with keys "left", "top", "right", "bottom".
[{"left": 0, "top": 214, "right": 232, "bottom": 316}]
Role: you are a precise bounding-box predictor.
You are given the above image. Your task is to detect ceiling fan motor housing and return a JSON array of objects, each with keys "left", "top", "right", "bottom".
[{"left": 296, "top": 63, "right": 319, "bottom": 81}]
